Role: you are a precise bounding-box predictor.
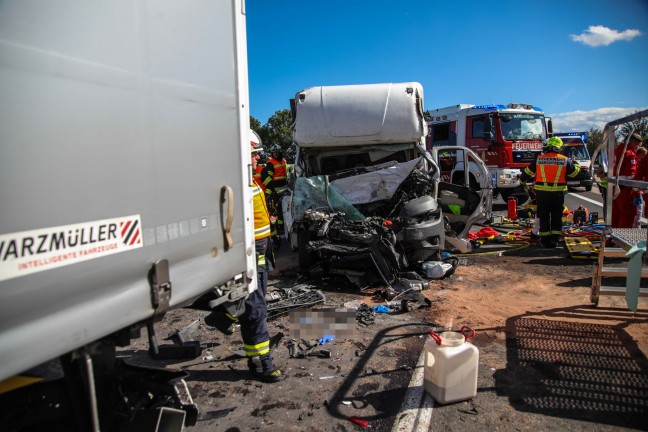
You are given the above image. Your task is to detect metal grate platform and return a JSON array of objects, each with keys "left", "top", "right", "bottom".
[
  {"left": 498, "top": 317, "right": 648, "bottom": 427},
  {"left": 609, "top": 228, "right": 647, "bottom": 249}
]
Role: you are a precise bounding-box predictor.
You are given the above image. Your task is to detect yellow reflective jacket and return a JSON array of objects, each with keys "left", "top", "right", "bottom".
[
  {"left": 522, "top": 152, "right": 580, "bottom": 192},
  {"left": 252, "top": 182, "right": 271, "bottom": 240}
]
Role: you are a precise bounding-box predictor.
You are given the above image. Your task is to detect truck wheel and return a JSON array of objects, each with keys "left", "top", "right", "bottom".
[{"left": 585, "top": 185, "right": 592, "bottom": 192}]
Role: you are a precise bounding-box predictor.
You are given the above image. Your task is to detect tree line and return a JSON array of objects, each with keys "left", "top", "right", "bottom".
[{"left": 250, "top": 110, "right": 295, "bottom": 162}]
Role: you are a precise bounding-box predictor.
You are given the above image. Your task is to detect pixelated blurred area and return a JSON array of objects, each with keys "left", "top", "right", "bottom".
[{"left": 289, "top": 308, "right": 357, "bottom": 340}]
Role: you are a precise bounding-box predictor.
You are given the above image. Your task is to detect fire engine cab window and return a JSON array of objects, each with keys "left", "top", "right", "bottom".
[
  {"left": 432, "top": 123, "right": 451, "bottom": 146},
  {"left": 501, "top": 114, "right": 546, "bottom": 140},
  {"left": 471, "top": 119, "right": 485, "bottom": 138}
]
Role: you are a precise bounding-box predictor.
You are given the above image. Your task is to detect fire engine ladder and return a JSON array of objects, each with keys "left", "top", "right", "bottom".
[{"left": 590, "top": 109, "right": 648, "bottom": 310}]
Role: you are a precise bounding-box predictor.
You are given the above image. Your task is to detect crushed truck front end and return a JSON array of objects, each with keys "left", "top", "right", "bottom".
[{"left": 287, "top": 83, "right": 446, "bottom": 287}]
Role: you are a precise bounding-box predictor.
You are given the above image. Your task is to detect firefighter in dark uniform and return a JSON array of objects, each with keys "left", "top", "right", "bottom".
[
  {"left": 261, "top": 145, "right": 288, "bottom": 241},
  {"left": 235, "top": 131, "right": 284, "bottom": 383},
  {"left": 520, "top": 137, "right": 580, "bottom": 248}
]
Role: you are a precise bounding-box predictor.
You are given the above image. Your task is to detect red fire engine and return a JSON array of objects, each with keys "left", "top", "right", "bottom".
[{"left": 426, "top": 103, "right": 553, "bottom": 201}]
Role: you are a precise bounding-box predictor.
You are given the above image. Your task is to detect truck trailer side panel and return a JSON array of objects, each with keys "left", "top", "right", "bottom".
[{"left": 0, "top": 0, "right": 254, "bottom": 382}]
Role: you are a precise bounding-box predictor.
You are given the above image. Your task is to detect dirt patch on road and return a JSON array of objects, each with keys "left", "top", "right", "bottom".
[{"left": 426, "top": 245, "right": 648, "bottom": 354}]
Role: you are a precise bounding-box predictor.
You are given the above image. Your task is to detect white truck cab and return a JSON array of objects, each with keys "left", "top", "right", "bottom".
[{"left": 285, "top": 83, "right": 492, "bottom": 287}]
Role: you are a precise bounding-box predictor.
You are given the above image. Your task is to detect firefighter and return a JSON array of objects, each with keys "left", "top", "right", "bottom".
[
  {"left": 231, "top": 131, "right": 285, "bottom": 383},
  {"left": 520, "top": 137, "right": 580, "bottom": 248},
  {"left": 261, "top": 145, "right": 288, "bottom": 241}
]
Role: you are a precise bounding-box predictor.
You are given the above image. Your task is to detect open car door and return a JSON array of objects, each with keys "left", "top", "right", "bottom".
[{"left": 430, "top": 146, "right": 493, "bottom": 252}]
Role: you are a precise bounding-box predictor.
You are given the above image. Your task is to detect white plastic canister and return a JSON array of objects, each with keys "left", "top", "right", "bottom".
[{"left": 423, "top": 326, "right": 479, "bottom": 404}]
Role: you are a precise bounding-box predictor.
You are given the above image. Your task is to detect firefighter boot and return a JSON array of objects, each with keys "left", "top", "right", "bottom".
[
  {"left": 248, "top": 353, "right": 285, "bottom": 383},
  {"left": 204, "top": 309, "right": 237, "bottom": 335},
  {"left": 540, "top": 236, "right": 553, "bottom": 248}
]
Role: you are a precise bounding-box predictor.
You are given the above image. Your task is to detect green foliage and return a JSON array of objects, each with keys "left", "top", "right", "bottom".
[
  {"left": 259, "top": 109, "right": 295, "bottom": 162},
  {"left": 250, "top": 115, "right": 262, "bottom": 132},
  {"left": 586, "top": 127, "right": 603, "bottom": 156}
]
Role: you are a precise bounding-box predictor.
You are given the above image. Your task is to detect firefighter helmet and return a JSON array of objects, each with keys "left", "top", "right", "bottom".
[
  {"left": 545, "top": 137, "right": 563, "bottom": 151},
  {"left": 250, "top": 129, "right": 263, "bottom": 153},
  {"left": 270, "top": 145, "right": 283, "bottom": 158}
]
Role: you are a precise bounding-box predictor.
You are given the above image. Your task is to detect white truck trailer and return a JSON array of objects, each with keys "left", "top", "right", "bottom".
[{"left": 0, "top": 1, "right": 254, "bottom": 430}]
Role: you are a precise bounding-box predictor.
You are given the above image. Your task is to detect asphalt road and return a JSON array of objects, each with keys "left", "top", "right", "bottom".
[
  {"left": 493, "top": 187, "right": 607, "bottom": 221},
  {"left": 564, "top": 187, "right": 605, "bottom": 219}
]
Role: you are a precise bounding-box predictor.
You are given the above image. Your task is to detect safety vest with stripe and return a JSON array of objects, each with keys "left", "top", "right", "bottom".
[
  {"left": 263, "top": 157, "right": 288, "bottom": 194},
  {"left": 523, "top": 152, "right": 580, "bottom": 192},
  {"left": 267, "top": 157, "right": 287, "bottom": 182},
  {"left": 253, "top": 164, "right": 265, "bottom": 191},
  {"left": 252, "top": 182, "right": 271, "bottom": 240}
]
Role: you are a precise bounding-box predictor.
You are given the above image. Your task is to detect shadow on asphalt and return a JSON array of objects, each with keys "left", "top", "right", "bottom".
[
  {"left": 324, "top": 323, "right": 430, "bottom": 424},
  {"left": 494, "top": 305, "right": 648, "bottom": 429}
]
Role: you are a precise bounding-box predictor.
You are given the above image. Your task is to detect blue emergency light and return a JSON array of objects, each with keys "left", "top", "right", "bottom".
[
  {"left": 472, "top": 104, "right": 507, "bottom": 111},
  {"left": 555, "top": 131, "right": 588, "bottom": 143},
  {"left": 473, "top": 104, "right": 543, "bottom": 112}
]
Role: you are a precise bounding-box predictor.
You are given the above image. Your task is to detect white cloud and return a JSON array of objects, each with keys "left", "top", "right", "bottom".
[
  {"left": 549, "top": 107, "right": 648, "bottom": 132},
  {"left": 570, "top": 25, "right": 641, "bottom": 47}
]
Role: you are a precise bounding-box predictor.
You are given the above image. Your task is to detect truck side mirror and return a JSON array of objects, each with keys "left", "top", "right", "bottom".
[
  {"left": 545, "top": 117, "right": 553, "bottom": 136},
  {"left": 290, "top": 98, "right": 297, "bottom": 122}
]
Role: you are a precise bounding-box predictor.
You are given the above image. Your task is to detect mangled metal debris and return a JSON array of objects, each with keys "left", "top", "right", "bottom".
[
  {"left": 292, "top": 161, "right": 451, "bottom": 289},
  {"left": 356, "top": 304, "right": 376, "bottom": 326},
  {"left": 287, "top": 339, "right": 332, "bottom": 359},
  {"left": 265, "top": 284, "right": 325, "bottom": 320}
]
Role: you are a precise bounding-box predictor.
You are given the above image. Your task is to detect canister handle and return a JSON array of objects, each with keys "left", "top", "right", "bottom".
[
  {"left": 461, "top": 325, "right": 476, "bottom": 341},
  {"left": 428, "top": 330, "right": 442, "bottom": 345}
]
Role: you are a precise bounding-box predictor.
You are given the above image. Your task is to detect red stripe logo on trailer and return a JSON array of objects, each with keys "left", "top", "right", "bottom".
[{"left": 120, "top": 219, "right": 141, "bottom": 246}]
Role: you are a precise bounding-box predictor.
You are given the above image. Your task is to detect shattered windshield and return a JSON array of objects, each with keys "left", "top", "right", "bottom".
[{"left": 500, "top": 114, "right": 546, "bottom": 141}]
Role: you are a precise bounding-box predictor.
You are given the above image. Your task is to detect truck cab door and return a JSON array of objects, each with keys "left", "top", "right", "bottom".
[
  {"left": 430, "top": 146, "right": 493, "bottom": 244},
  {"left": 465, "top": 115, "right": 492, "bottom": 153}
]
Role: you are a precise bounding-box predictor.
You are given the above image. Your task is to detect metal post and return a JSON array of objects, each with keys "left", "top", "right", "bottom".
[{"left": 83, "top": 350, "right": 101, "bottom": 432}]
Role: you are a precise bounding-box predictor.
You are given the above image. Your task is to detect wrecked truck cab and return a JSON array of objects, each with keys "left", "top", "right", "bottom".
[{"left": 283, "top": 82, "right": 490, "bottom": 288}]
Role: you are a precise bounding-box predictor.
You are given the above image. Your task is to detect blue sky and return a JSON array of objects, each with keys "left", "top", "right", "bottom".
[{"left": 246, "top": 0, "right": 648, "bottom": 133}]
